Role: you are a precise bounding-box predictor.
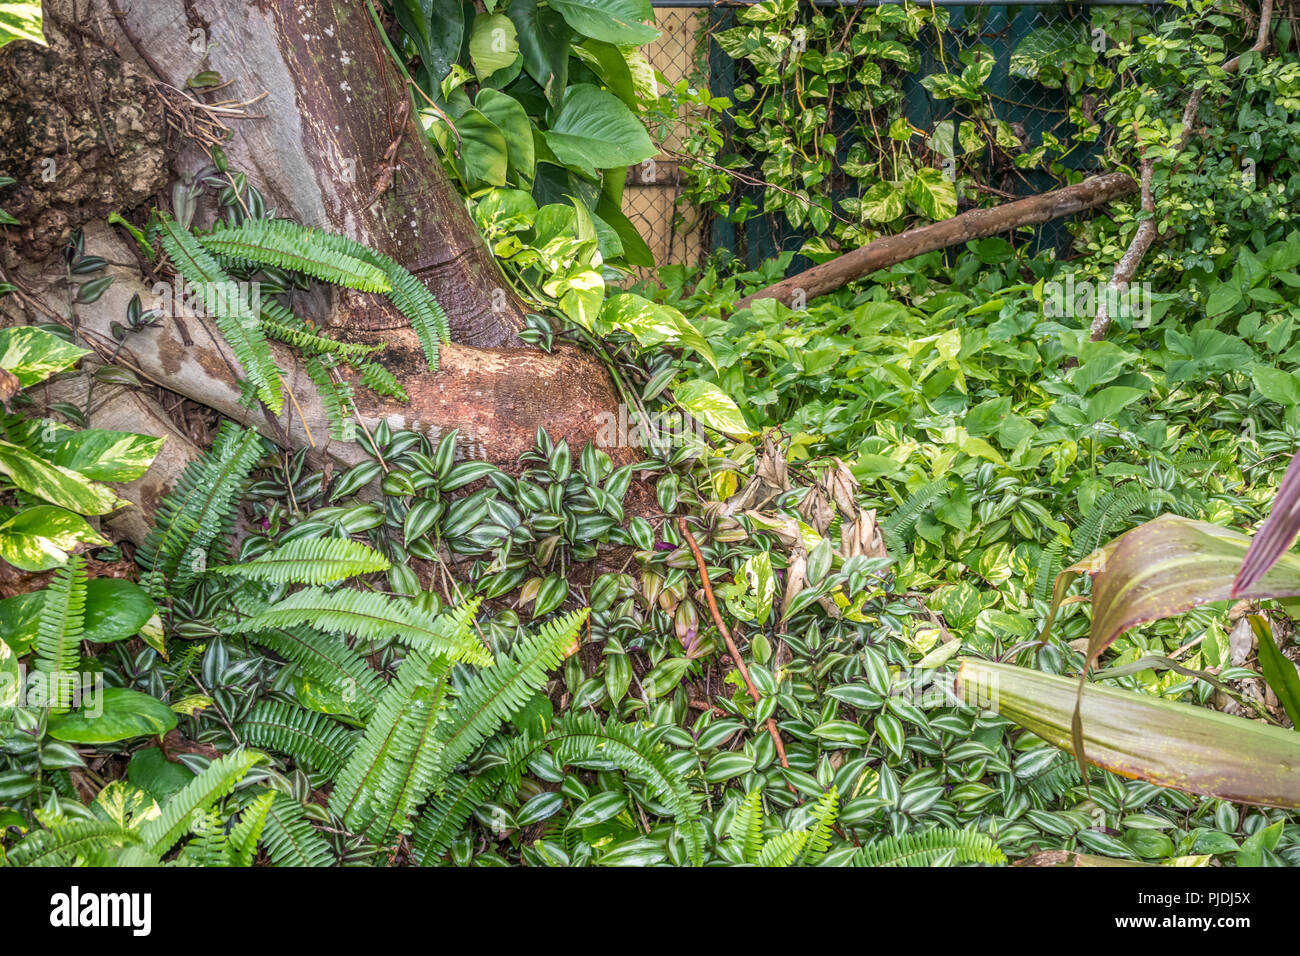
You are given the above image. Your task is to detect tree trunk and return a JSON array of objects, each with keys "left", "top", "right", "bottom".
[{"left": 1, "top": 0, "right": 635, "bottom": 533}]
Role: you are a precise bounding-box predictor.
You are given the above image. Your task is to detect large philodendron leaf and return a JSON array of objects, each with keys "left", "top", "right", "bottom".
[
  {"left": 1043, "top": 514, "right": 1300, "bottom": 672},
  {"left": 956, "top": 659, "right": 1300, "bottom": 808}
]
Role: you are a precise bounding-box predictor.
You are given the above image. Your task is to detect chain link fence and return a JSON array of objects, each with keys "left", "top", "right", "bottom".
[{"left": 626, "top": 1, "right": 1166, "bottom": 273}]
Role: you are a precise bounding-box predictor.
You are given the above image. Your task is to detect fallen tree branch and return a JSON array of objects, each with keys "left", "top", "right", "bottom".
[
  {"left": 1090, "top": 0, "right": 1274, "bottom": 341},
  {"left": 733, "top": 172, "right": 1138, "bottom": 311}
]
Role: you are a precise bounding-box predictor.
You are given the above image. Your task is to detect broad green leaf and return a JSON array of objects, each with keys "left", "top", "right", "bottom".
[
  {"left": 476, "top": 89, "right": 535, "bottom": 182},
  {"left": 0, "top": 505, "right": 108, "bottom": 571},
  {"left": 450, "top": 108, "right": 509, "bottom": 187},
  {"left": 469, "top": 13, "right": 519, "bottom": 80},
  {"left": 394, "top": 0, "right": 464, "bottom": 84},
  {"left": 82, "top": 578, "right": 158, "bottom": 644},
  {"left": 546, "top": 0, "right": 658, "bottom": 46},
  {"left": 858, "top": 181, "right": 906, "bottom": 223},
  {"left": 507, "top": 0, "right": 570, "bottom": 103},
  {"left": 957, "top": 659, "right": 1300, "bottom": 808},
  {"left": 47, "top": 687, "right": 178, "bottom": 744},
  {"left": 0, "top": 326, "right": 88, "bottom": 386},
  {"left": 1252, "top": 365, "right": 1300, "bottom": 406},
  {"left": 0, "top": 3, "right": 43, "bottom": 48},
  {"left": 0, "top": 441, "right": 126, "bottom": 514},
  {"left": 1253, "top": 616, "right": 1300, "bottom": 729},
  {"left": 905, "top": 168, "right": 957, "bottom": 220},
  {"left": 673, "top": 380, "right": 749, "bottom": 437},
  {"left": 1085, "top": 385, "right": 1146, "bottom": 423},
  {"left": 50, "top": 430, "right": 165, "bottom": 482},
  {"left": 601, "top": 293, "right": 717, "bottom": 370},
  {"left": 542, "top": 84, "right": 656, "bottom": 173},
  {"left": 0, "top": 590, "right": 42, "bottom": 655}
]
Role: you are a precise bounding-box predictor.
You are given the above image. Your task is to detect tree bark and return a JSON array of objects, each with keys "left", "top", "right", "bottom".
[
  {"left": 734, "top": 172, "right": 1138, "bottom": 311},
  {"left": 1, "top": 0, "right": 637, "bottom": 534}
]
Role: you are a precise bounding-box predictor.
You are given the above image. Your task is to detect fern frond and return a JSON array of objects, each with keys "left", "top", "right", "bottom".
[
  {"left": 137, "top": 422, "right": 265, "bottom": 599},
  {"left": 139, "top": 749, "right": 265, "bottom": 858},
  {"left": 1033, "top": 538, "right": 1065, "bottom": 604},
  {"left": 432, "top": 609, "right": 586, "bottom": 777},
  {"left": 231, "top": 589, "right": 490, "bottom": 665},
  {"left": 356, "top": 358, "right": 408, "bottom": 401},
  {"left": 1069, "top": 488, "right": 1174, "bottom": 561},
  {"left": 410, "top": 769, "right": 503, "bottom": 865},
  {"left": 261, "top": 793, "right": 334, "bottom": 867},
  {"left": 798, "top": 786, "right": 839, "bottom": 865},
  {"left": 302, "top": 229, "right": 450, "bottom": 371},
  {"left": 328, "top": 648, "right": 455, "bottom": 840},
  {"left": 229, "top": 791, "right": 276, "bottom": 867},
  {"left": 727, "top": 790, "right": 765, "bottom": 865},
  {"left": 756, "top": 829, "right": 807, "bottom": 867},
  {"left": 246, "top": 625, "right": 385, "bottom": 719},
  {"left": 177, "top": 808, "right": 230, "bottom": 866},
  {"left": 883, "top": 479, "right": 948, "bottom": 555},
  {"left": 32, "top": 555, "right": 86, "bottom": 712},
  {"left": 304, "top": 357, "right": 358, "bottom": 442},
  {"left": 211, "top": 537, "right": 389, "bottom": 586},
  {"left": 238, "top": 700, "right": 358, "bottom": 777},
  {"left": 258, "top": 300, "right": 386, "bottom": 362},
  {"left": 198, "top": 219, "right": 391, "bottom": 293},
  {"left": 851, "top": 829, "right": 1006, "bottom": 867},
  {"left": 156, "top": 216, "right": 283, "bottom": 411},
  {"left": 546, "top": 711, "right": 706, "bottom": 866},
  {"left": 5, "top": 819, "right": 140, "bottom": 867}
]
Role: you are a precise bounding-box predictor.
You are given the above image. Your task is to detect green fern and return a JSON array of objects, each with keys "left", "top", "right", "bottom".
[
  {"left": 431, "top": 609, "right": 587, "bottom": 777},
  {"left": 727, "top": 790, "right": 765, "bottom": 864},
  {"left": 798, "top": 786, "right": 839, "bottom": 865},
  {"left": 301, "top": 228, "right": 450, "bottom": 370},
  {"left": 156, "top": 216, "right": 283, "bottom": 412},
  {"left": 1069, "top": 487, "right": 1174, "bottom": 561},
  {"left": 5, "top": 819, "right": 140, "bottom": 867},
  {"left": 261, "top": 793, "right": 334, "bottom": 867},
  {"left": 136, "top": 423, "right": 265, "bottom": 599},
  {"left": 851, "top": 828, "right": 1006, "bottom": 867},
  {"left": 138, "top": 749, "right": 265, "bottom": 858},
  {"left": 329, "top": 647, "right": 455, "bottom": 839},
  {"left": 258, "top": 300, "right": 385, "bottom": 362},
  {"left": 883, "top": 479, "right": 948, "bottom": 555},
  {"left": 1033, "top": 538, "right": 1065, "bottom": 604},
  {"left": 32, "top": 555, "right": 86, "bottom": 712},
  {"left": 205, "top": 219, "right": 449, "bottom": 370},
  {"left": 546, "top": 712, "right": 706, "bottom": 866},
  {"left": 305, "top": 357, "right": 358, "bottom": 441},
  {"left": 756, "top": 829, "right": 808, "bottom": 867},
  {"left": 198, "top": 219, "right": 392, "bottom": 293},
  {"left": 244, "top": 625, "right": 385, "bottom": 719},
  {"left": 211, "top": 537, "right": 390, "bottom": 586},
  {"left": 228, "top": 791, "right": 276, "bottom": 867},
  {"left": 229, "top": 589, "right": 491, "bottom": 666},
  {"left": 238, "top": 700, "right": 357, "bottom": 777}
]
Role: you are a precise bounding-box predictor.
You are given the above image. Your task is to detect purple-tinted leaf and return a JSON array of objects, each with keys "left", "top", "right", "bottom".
[{"left": 1235, "top": 451, "right": 1300, "bottom": 596}]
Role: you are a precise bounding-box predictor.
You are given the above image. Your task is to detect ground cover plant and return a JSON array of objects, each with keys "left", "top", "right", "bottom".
[{"left": 0, "top": 0, "right": 1299, "bottom": 871}]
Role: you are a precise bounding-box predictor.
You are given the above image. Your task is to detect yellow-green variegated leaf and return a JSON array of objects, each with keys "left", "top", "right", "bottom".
[
  {"left": 0, "top": 441, "right": 128, "bottom": 515},
  {"left": 674, "top": 380, "right": 749, "bottom": 437},
  {"left": 0, "top": 505, "right": 109, "bottom": 571},
  {"left": 957, "top": 659, "right": 1300, "bottom": 808},
  {"left": 0, "top": 326, "right": 88, "bottom": 386},
  {"left": 601, "top": 293, "right": 718, "bottom": 371},
  {"left": 0, "top": 2, "right": 44, "bottom": 49}
]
